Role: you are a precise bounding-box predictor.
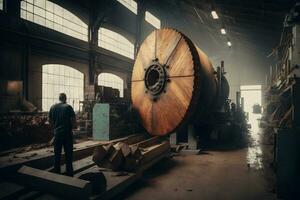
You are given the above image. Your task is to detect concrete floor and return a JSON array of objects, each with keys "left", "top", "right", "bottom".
[
  {"left": 123, "top": 148, "right": 275, "bottom": 200},
  {"left": 123, "top": 114, "right": 276, "bottom": 200}
]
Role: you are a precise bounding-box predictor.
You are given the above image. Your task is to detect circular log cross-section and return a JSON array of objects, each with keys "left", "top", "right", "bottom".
[{"left": 131, "top": 29, "right": 217, "bottom": 136}]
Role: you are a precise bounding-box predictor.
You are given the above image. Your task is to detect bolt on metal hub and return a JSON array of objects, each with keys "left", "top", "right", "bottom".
[{"left": 144, "top": 60, "right": 168, "bottom": 96}]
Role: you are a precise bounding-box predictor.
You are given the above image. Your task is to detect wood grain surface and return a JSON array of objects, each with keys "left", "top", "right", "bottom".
[{"left": 131, "top": 28, "right": 216, "bottom": 136}]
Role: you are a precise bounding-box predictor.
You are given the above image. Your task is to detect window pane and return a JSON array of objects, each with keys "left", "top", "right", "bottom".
[
  {"left": 27, "top": 3, "right": 33, "bottom": 13},
  {"left": 34, "top": 0, "right": 45, "bottom": 8},
  {"left": 46, "top": 19, "right": 53, "bottom": 29},
  {"left": 34, "top": 14, "right": 45, "bottom": 26},
  {"left": 34, "top": 6, "right": 45, "bottom": 17},
  {"left": 27, "top": 12, "right": 33, "bottom": 21},
  {"left": 21, "top": 9, "right": 26, "bottom": 19},
  {"left": 46, "top": 1, "right": 53, "bottom": 12},
  {"left": 46, "top": 11, "right": 53, "bottom": 21},
  {"left": 20, "top": 0, "right": 88, "bottom": 41}
]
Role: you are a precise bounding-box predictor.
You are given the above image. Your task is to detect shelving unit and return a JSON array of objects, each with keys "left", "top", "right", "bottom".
[{"left": 262, "top": 20, "right": 300, "bottom": 198}]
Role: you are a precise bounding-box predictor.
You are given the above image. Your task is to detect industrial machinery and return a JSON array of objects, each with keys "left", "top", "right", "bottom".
[
  {"left": 1, "top": 29, "right": 247, "bottom": 200},
  {"left": 131, "top": 28, "right": 243, "bottom": 147},
  {"left": 92, "top": 85, "right": 143, "bottom": 141},
  {"left": 93, "top": 103, "right": 141, "bottom": 140}
]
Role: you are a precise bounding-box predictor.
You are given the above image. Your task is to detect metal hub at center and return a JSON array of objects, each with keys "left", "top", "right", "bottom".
[{"left": 144, "top": 61, "right": 168, "bottom": 96}]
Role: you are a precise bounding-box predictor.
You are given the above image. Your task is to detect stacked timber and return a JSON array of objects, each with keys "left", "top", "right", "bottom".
[{"left": 92, "top": 136, "right": 170, "bottom": 171}]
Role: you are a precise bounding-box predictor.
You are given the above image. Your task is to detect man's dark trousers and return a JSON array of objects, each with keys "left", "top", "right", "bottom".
[{"left": 53, "top": 134, "right": 73, "bottom": 176}]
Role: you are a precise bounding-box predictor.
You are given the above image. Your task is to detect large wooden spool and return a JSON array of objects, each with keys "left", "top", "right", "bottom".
[{"left": 131, "top": 29, "right": 217, "bottom": 136}]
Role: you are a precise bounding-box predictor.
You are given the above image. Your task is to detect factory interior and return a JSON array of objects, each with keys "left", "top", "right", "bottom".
[{"left": 0, "top": 0, "right": 299, "bottom": 199}]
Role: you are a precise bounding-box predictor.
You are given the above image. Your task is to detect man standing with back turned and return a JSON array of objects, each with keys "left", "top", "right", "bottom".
[{"left": 49, "top": 93, "right": 76, "bottom": 176}]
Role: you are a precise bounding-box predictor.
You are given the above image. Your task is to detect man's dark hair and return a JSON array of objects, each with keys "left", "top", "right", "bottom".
[{"left": 59, "top": 93, "right": 67, "bottom": 103}]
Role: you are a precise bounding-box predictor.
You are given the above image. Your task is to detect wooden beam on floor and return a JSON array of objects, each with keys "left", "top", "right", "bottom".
[{"left": 17, "top": 166, "right": 92, "bottom": 200}]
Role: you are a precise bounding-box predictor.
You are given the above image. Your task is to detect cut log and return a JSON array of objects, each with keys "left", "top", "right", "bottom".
[
  {"left": 121, "top": 144, "right": 131, "bottom": 157},
  {"left": 92, "top": 144, "right": 113, "bottom": 165},
  {"left": 92, "top": 137, "right": 170, "bottom": 171},
  {"left": 107, "top": 142, "right": 131, "bottom": 170},
  {"left": 91, "top": 134, "right": 144, "bottom": 169},
  {"left": 130, "top": 145, "right": 143, "bottom": 160},
  {"left": 109, "top": 149, "right": 124, "bottom": 170},
  {"left": 140, "top": 141, "right": 170, "bottom": 165}
]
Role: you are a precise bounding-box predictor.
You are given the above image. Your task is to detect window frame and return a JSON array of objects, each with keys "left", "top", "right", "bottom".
[
  {"left": 145, "top": 11, "right": 161, "bottom": 29},
  {"left": 98, "top": 27, "right": 134, "bottom": 59},
  {"left": 42, "top": 64, "right": 84, "bottom": 111}
]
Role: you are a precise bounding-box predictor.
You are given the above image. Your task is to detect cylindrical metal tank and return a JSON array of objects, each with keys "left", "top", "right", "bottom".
[{"left": 131, "top": 28, "right": 228, "bottom": 136}]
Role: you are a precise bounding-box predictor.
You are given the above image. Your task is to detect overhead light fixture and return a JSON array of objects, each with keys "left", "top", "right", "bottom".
[
  {"left": 227, "top": 41, "right": 232, "bottom": 47},
  {"left": 221, "top": 28, "right": 226, "bottom": 34},
  {"left": 211, "top": 11, "right": 219, "bottom": 19}
]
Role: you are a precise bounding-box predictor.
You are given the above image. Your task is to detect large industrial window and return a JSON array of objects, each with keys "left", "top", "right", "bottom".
[
  {"left": 145, "top": 11, "right": 161, "bottom": 29},
  {"left": 116, "top": 0, "right": 137, "bottom": 14},
  {"left": 42, "top": 64, "right": 84, "bottom": 111},
  {"left": 0, "top": 0, "right": 3, "bottom": 10},
  {"left": 98, "top": 28, "right": 134, "bottom": 59},
  {"left": 20, "top": 0, "right": 88, "bottom": 41},
  {"left": 98, "top": 73, "right": 124, "bottom": 97}
]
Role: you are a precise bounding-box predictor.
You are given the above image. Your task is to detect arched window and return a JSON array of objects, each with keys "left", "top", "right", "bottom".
[
  {"left": 116, "top": 0, "right": 137, "bottom": 14},
  {"left": 98, "top": 28, "right": 134, "bottom": 59},
  {"left": 20, "top": 0, "right": 88, "bottom": 41},
  {"left": 42, "top": 64, "right": 84, "bottom": 111},
  {"left": 98, "top": 73, "right": 124, "bottom": 97}
]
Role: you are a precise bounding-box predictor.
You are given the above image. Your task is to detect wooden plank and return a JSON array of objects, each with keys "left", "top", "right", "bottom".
[
  {"left": 140, "top": 141, "right": 170, "bottom": 165},
  {"left": 75, "top": 166, "right": 137, "bottom": 200},
  {"left": 125, "top": 134, "right": 148, "bottom": 145},
  {"left": 131, "top": 136, "right": 160, "bottom": 149},
  {"left": 18, "top": 166, "right": 92, "bottom": 200},
  {"left": 0, "top": 140, "right": 102, "bottom": 174},
  {"left": 0, "top": 134, "right": 145, "bottom": 174},
  {"left": 0, "top": 156, "right": 96, "bottom": 200},
  {"left": 125, "top": 140, "right": 170, "bottom": 172},
  {"left": 47, "top": 155, "right": 96, "bottom": 174},
  {"left": 0, "top": 135, "right": 146, "bottom": 199},
  {"left": 90, "top": 151, "right": 170, "bottom": 200}
]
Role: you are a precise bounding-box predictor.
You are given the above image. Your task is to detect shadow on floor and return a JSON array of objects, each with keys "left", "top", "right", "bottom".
[{"left": 118, "top": 158, "right": 182, "bottom": 199}]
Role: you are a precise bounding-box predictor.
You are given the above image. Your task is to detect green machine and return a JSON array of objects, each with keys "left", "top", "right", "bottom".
[{"left": 92, "top": 103, "right": 141, "bottom": 141}]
